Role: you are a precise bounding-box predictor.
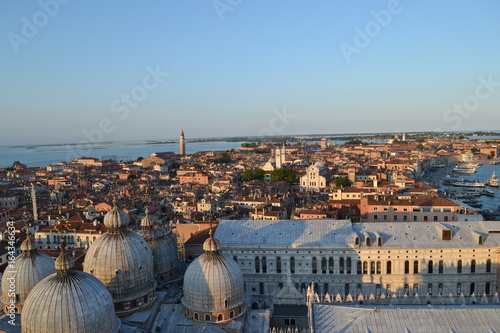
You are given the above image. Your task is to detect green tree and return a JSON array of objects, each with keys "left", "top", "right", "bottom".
[
  {"left": 214, "top": 152, "right": 231, "bottom": 164},
  {"left": 415, "top": 137, "right": 425, "bottom": 143},
  {"left": 471, "top": 148, "right": 479, "bottom": 153},
  {"left": 345, "top": 140, "right": 366, "bottom": 145},
  {"left": 270, "top": 169, "right": 284, "bottom": 183},
  {"left": 283, "top": 168, "right": 295, "bottom": 183},
  {"left": 491, "top": 151, "right": 496, "bottom": 158},
  {"left": 270, "top": 168, "right": 295, "bottom": 183},
  {"left": 241, "top": 169, "right": 255, "bottom": 181},
  {"left": 416, "top": 144, "right": 425, "bottom": 151},
  {"left": 334, "top": 177, "right": 351, "bottom": 187},
  {"left": 127, "top": 173, "right": 137, "bottom": 180},
  {"left": 254, "top": 168, "right": 265, "bottom": 180},
  {"left": 137, "top": 156, "right": 144, "bottom": 162},
  {"left": 241, "top": 142, "right": 258, "bottom": 148}
]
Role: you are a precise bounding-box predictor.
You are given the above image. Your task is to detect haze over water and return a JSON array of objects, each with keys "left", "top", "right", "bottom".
[{"left": 0, "top": 141, "right": 244, "bottom": 168}]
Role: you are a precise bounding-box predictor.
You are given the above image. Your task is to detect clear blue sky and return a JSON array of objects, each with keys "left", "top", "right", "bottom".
[{"left": 1, "top": 0, "right": 499, "bottom": 145}]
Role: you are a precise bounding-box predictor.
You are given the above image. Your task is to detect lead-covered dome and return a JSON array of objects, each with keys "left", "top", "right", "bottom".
[
  {"left": 182, "top": 228, "right": 246, "bottom": 323},
  {"left": 104, "top": 198, "right": 130, "bottom": 231},
  {"left": 84, "top": 200, "right": 156, "bottom": 317},
  {"left": 1, "top": 237, "right": 55, "bottom": 313},
  {"left": 137, "top": 209, "right": 178, "bottom": 283},
  {"left": 22, "top": 243, "right": 120, "bottom": 333}
]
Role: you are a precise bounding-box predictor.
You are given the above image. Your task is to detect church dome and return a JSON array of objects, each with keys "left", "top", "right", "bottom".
[
  {"left": 137, "top": 209, "right": 178, "bottom": 282},
  {"left": 202, "top": 228, "right": 220, "bottom": 253},
  {"left": 22, "top": 243, "right": 120, "bottom": 333},
  {"left": 140, "top": 208, "right": 154, "bottom": 228},
  {"left": 84, "top": 201, "right": 156, "bottom": 317},
  {"left": 103, "top": 198, "right": 130, "bottom": 231},
  {"left": 182, "top": 228, "right": 246, "bottom": 323},
  {"left": 314, "top": 161, "right": 326, "bottom": 168},
  {"left": 1, "top": 237, "right": 55, "bottom": 313}
]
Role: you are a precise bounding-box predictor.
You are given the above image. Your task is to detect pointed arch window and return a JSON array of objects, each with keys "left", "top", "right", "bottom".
[{"left": 312, "top": 257, "right": 318, "bottom": 274}]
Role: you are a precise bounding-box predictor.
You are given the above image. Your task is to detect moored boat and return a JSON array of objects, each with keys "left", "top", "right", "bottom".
[
  {"left": 489, "top": 171, "right": 499, "bottom": 187},
  {"left": 452, "top": 179, "right": 486, "bottom": 188}
]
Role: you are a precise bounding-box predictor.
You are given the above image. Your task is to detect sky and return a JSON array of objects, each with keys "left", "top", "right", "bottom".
[{"left": 1, "top": 0, "right": 499, "bottom": 145}]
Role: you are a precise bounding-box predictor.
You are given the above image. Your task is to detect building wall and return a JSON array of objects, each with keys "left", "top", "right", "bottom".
[
  {"left": 0, "top": 196, "right": 18, "bottom": 209},
  {"left": 300, "top": 165, "right": 328, "bottom": 192},
  {"left": 222, "top": 244, "right": 496, "bottom": 307},
  {"left": 217, "top": 220, "right": 500, "bottom": 308},
  {"left": 0, "top": 209, "right": 10, "bottom": 228}
]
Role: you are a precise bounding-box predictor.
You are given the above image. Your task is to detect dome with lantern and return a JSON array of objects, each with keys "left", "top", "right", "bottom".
[
  {"left": 1, "top": 236, "right": 55, "bottom": 313},
  {"left": 22, "top": 242, "right": 120, "bottom": 333},
  {"left": 83, "top": 198, "right": 156, "bottom": 317},
  {"left": 182, "top": 228, "right": 246, "bottom": 323},
  {"left": 136, "top": 208, "right": 178, "bottom": 283}
]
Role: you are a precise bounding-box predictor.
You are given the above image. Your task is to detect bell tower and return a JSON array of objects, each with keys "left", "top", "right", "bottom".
[{"left": 179, "top": 128, "right": 185, "bottom": 155}]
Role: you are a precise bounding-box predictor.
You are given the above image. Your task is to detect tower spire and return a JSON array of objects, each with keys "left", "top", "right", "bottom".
[{"left": 180, "top": 127, "right": 186, "bottom": 155}]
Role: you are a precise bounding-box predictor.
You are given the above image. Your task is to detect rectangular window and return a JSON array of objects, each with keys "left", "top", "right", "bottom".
[
  {"left": 413, "top": 208, "right": 421, "bottom": 212},
  {"left": 443, "top": 208, "right": 451, "bottom": 212},
  {"left": 423, "top": 208, "right": 431, "bottom": 212},
  {"left": 433, "top": 208, "right": 441, "bottom": 212}
]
